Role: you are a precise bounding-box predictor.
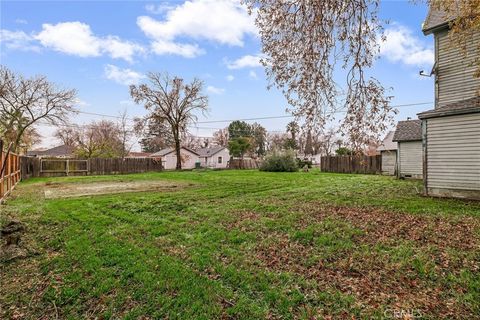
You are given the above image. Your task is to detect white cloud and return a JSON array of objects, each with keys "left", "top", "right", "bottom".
[
  {"left": 0, "top": 29, "right": 42, "bottom": 52},
  {"left": 36, "top": 22, "right": 101, "bottom": 57},
  {"left": 15, "top": 19, "right": 28, "bottom": 25},
  {"left": 103, "top": 36, "right": 144, "bottom": 61},
  {"left": 151, "top": 39, "right": 204, "bottom": 58},
  {"left": 145, "top": 3, "right": 174, "bottom": 14},
  {"left": 33, "top": 22, "right": 143, "bottom": 62},
  {"left": 379, "top": 25, "right": 434, "bottom": 67},
  {"left": 104, "top": 64, "right": 145, "bottom": 85},
  {"left": 226, "top": 54, "right": 263, "bottom": 69},
  {"left": 137, "top": 0, "right": 257, "bottom": 57},
  {"left": 226, "top": 75, "right": 235, "bottom": 81},
  {"left": 249, "top": 70, "right": 258, "bottom": 79},
  {"left": 207, "top": 85, "right": 225, "bottom": 95}
]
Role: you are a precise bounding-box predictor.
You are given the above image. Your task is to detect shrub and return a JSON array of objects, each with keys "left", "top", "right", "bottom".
[{"left": 260, "top": 149, "right": 298, "bottom": 172}]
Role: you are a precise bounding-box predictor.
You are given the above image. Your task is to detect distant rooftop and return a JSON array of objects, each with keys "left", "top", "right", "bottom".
[
  {"left": 196, "top": 146, "right": 226, "bottom": 157},
  {"left": 27, "top": 145, "right": 75, "bottom": 157},
  {"left": 377, "top": 131, "right": 398, "bottom": 151},
  {"left": 392, "top": 120, "right": 422, "bottom": 142},
  {"left": 150, "top": 147, "right": 199, "bottom": 157}
]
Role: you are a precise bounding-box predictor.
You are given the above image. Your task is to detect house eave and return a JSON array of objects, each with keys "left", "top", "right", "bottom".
[
  {"left": 422, "top": 22, "right": 449, "bottom": 35},
  {"left": 418, "top": 107, "right": 480, "bottom": 119}
]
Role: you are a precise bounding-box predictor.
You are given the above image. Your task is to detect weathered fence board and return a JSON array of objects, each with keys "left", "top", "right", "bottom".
[
  {"left": 321, "top": 155, "right": 381, "bottom": 174},
  {"left": 20, "top": 156, "right": 41, "bottom": 179},
  {"left": 20, "top": 157, "right": 163, "bottom": 178},
  {"left": 0, "top": 140, "right": 21, "bottom": 203}
]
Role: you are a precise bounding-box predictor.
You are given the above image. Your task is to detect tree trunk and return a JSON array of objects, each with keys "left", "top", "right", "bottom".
[{"left": 174, "top": 133, "right": 182, "bottom": 170}]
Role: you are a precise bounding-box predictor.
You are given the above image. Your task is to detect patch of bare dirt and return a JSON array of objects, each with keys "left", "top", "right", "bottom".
[{"left": 43, "top": 180, "right": 191, "bottom": 199}]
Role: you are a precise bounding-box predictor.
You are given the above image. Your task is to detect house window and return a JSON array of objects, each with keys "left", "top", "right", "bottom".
[{"left": 218, "top": 156, "right": 222, "bottom": 164}]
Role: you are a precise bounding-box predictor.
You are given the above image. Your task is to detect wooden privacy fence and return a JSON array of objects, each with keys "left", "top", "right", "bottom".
[
  {"left": 321, "top": 155, "right": 382, "bottom": 174},
  {"left": 20, "top": 157, "right": 163, "bottom": 177},
  {"left": 0, "top": 141, "right": 21, "bottom": 203},
  {"left": 228, "top": 158, "right": 262, "bottom": 169}
]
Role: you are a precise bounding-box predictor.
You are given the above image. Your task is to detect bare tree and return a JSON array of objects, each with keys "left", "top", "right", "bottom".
[
  {"left": 244, "top": 1, "right": 395, "bottom": 151},
  {"left": 130, "top": 73, "right": 208, "bottom": 169},
  {"left": 320, "top": 128, "right": 338, "bottom": 156},
  {"left": 118, "top": 110, "right": 134, "bottom": 159},
  {"left": 213, "top": 128, "right": 229, "bottom": 147},
  {"left": 0, "top": 66, "right": 77, "bottom": 152},
  {"left": 54, "top": 127, "right": 77, "bottom": 146},
  {"left": 183, "top": 134, "right": 205, "bottom": 150},
  {"left": 265, "top": 132, "right": 288, "bottom": 151},
  {"left": 75, "top": 120, "right": 124, "bottom": 158}
]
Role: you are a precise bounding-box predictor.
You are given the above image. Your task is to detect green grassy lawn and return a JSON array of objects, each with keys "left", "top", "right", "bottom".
[{"left": 1, "top": 170, "right": 479, "bottom": 319}]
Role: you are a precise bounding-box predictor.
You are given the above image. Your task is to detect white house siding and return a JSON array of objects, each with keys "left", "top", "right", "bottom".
[
  {"left": 426, "top": 113, "right": 480, "bottom": 199},
  {"left": 436, "top": 31, "right": 480, "bottom": 107},
  {"left": 398, "top": 141, "right": 423, "bottom": 179},
  {"left": 200, "top": 148, "right": 230, "bottom": 168},
  {"left": 162, "top": 149, "right": 198, "bottom": 170},
  {"left": 381, "top": 150, "right": 396, "bottom": 176}
]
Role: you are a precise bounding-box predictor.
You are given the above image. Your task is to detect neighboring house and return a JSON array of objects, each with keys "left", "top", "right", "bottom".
[
  {"left": 150, "top": 147, "right": 199, "bottom": 170},
  {"left": 392, "top": 120, "right": 423, "bottom": 179},
  {"left": 417, "top": 7, "right": 480, "bottom": 199},
  {"left": 196, "top": 146, "right": 230, "bottom": 169},
  {"left": 26, "top": 145, "right": 75, "bottom": 158},
  {"left": 126, "top": 152, "right": 152, "bottom": 158},
  {"left": 378, "top": 131, "right": 398, "bottom": 176}
]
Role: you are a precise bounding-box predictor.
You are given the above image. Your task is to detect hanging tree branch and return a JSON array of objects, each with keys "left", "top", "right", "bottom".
[{"left": 244, "top": 0, "right": 396, "bottom": 151}]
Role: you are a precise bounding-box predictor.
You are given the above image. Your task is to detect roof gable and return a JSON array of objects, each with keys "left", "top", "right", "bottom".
[{"left": 393, "top": 120, "right": 423, "bottom": 142}]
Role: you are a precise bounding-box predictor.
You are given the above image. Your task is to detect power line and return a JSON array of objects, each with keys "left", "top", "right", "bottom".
[{"left": 74, "top": 101, "right": 433, "bottom": 124}]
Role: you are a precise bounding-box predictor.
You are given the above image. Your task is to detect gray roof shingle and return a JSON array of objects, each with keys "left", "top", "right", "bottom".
[
  {"left": 27, "top": 145, "right": 75, "bottom": 157},
  {"left": 392, "top": 120, "right": 422, "bottom": 142},
  {"left": 196, "top": 146, "right": 226, "bottom": 157},
  {"left": 418, "top": 96, "right": 480, "bottom": 119},
  {"left": 423, "top": 6, "right": 450, "bottom": 34}
]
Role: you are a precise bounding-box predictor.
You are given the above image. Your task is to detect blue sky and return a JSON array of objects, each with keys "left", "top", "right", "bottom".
[{"left": 0, "top": 0, "right": 434, "bottom": 149}]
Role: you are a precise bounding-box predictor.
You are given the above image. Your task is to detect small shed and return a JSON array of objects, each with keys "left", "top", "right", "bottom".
[
  {"left": 377, "top": 131, "right": 398, "bottom": 176},
  {"left": 392, "top": 120, "right": 423, "bottom": 179},
  {"left": 150, "top": 147, "right": 199, "bottom": 170}
]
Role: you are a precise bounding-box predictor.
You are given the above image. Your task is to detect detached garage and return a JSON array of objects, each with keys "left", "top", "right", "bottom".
[
  {"left": 378, "top": 131, "right": 398, "bottom": 176},
  {"left": 392, "top": 120, "right": 423, "bottom": 179}
]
